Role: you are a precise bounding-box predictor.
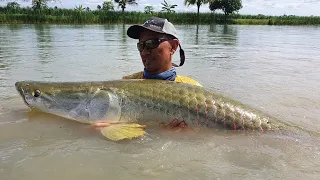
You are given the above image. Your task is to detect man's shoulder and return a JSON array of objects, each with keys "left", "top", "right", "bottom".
[
  {"left": 175, "top": 75, "right": 202, "bottom": 87},
  {"left": 122, "top": 72, "right": 202, "bottom": 87},
  {"left": 122, "top": 71, "right": 144, "bottom": 79}
]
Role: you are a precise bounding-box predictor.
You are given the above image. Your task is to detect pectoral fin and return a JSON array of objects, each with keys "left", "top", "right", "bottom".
[{"left": 101, "top": 123, "right": 147, "bottom": 141}]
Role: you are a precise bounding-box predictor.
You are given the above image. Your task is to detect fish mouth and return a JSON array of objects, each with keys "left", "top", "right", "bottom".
[{"left": 15, "top": 81, "right": 30, "bottom": 106}]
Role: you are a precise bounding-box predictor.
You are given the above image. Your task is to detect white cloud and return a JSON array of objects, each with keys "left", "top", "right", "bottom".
[{"left": 303, "top": 0, "right": 320, "bottom": 2}]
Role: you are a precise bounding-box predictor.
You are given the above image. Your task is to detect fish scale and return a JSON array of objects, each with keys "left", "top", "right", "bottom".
[{"left": 97, "top": 80, "right": 270, "bottom": 131}]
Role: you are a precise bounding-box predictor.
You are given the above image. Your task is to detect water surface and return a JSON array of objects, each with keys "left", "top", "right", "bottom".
[{"left": 0, "top": 24, "right": 319, "bottom": 180}]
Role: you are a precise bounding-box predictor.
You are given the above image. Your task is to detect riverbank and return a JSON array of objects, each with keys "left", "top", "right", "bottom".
[{"left": 1, "top": 7, "right": 319, "bottom": 25}]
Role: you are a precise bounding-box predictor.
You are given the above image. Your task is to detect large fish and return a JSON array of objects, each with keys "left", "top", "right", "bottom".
[{"left": 15, "top": 79, "right": 302, "bottom": 141}]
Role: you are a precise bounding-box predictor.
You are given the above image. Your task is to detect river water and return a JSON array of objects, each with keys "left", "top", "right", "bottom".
[{"left": 0, "top": 24, "right": 319, "bottom": 179}]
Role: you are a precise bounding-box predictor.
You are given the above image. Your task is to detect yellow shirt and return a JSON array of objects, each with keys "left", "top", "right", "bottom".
[{"left": 122, "top": 71, "right": 202, "bottom": 87}]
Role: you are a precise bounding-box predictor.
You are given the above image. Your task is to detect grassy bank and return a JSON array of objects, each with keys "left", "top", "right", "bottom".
[{"left": 1, "top": 6, "right": 320, "bottom": 25}]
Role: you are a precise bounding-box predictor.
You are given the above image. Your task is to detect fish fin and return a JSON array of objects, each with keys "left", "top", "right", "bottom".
[{"left": 100, "top": 123, "right": 147, "bottom": 141}]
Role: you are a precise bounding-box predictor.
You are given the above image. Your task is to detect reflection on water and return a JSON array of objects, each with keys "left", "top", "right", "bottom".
[
  {"left": 208, "top": 24, "right": 238, "bottom": 45},
  {"left": 209, "top": 23, "right": 216, "bottom": 33},
  {"left": 195, "top": 24, "right": 199, "bottom": 45},
  {"left": 72, "top": 24, "right": 87, "bottom": 29},
  {"left": 0, "top": 24, "right": 320, "bottom": 180},
  {"left": 35, "top": 24, "right": 52, "bottom": 47},
  {"left": 0, "top": 24, "right": 20, "bottom": 70},
  {"left": 34, "top": 24, "right": 53, "bottom": 64},
  {"left": 116, "top": 23, "right": 139, "bottom": 75},
  {"left": 0, "top": 39, "right": 10, "bottom": 71},
  {"left": 103, "top": 24, "right": 116, "bottom": 30},
  {"left": 6, "top": 23, "right": 23, "bottom": 32},
  {"left": 103, "top": 24, "right": 116, "bottom": 41},
  {"left": 223, "top": 24, "right": 237, "bottom": 35},
  {"left": 118, "top": 23, "right": 129, "bottom": 60},
  {"left": 121, "top": 23, "right": 127, "bottom": 43}
]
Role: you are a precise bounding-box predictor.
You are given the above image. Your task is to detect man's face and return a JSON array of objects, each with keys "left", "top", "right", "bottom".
[{"left": 138, "top": 30, "right": 175, "bottom": 74}]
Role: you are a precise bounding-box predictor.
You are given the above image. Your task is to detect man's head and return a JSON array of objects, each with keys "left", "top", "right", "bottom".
[{"left": 127, "top": 17, "right": 185, "bottom": 74}]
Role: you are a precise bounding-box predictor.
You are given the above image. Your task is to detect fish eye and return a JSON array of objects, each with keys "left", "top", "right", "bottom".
[{"left": 33, "top": 89, "right": 41, "bottom": 97}]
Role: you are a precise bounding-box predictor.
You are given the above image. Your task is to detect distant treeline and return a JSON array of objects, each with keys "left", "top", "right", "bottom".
[{"left": 1, "top": 6, "right": 320, "bottom": 25}]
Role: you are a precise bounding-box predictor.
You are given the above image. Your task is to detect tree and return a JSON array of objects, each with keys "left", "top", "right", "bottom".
[
  {"left": 161, "top": 0, "right": 177, "bottom": 13},
  {"left": 97, "top": 5, "right": 102, "bottom": 10},
  {"left": 209, "top": 0, "right": 242, "bottom": 17},
  {"left": 6, "top": 2, "right": 20, "bottom": 13},
  {"left": 144, "top": 5, "right": 154, "bottom": 14},
  {"left": 32, "top": 0, "right": 48, "bottom": 9},
  {"left": 74, "top": 5, "right": 85, "bottom": 12},
  {"left": 103, "top": 1, "right": 115, "bottom": 11},
  {"left": 208, "top": 0, "right": 222, "bottom": 13},
  {"left": 114, "top": 0, "right": 137, "bottom": 13},
  {"left": 184, "top": 0, "right": 209, "bottom": 18},
  {"left": 21, "top": 0, "right": 59, "bottom": 10},
  {"left": 7, "top": 2, "right": 20, "bottom": 9}
]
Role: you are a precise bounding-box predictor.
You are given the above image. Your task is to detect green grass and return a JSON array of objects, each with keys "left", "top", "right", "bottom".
[{"left": 1, "top": 6, "right": 320, "bottom": 25}]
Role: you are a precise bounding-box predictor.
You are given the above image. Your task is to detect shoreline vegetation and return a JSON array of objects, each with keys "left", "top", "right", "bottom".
[{"left": 1, "top": 7, "right": 320, "bottom": 25}]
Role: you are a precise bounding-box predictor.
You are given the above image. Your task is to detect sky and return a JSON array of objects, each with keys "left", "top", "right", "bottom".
[{"left": 1, "top": 0, "right": 320, "bottom": 16}]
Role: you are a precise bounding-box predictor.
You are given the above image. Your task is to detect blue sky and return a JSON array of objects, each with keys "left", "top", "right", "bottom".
[{"left": 1, "top": 0, "right": 320, "bottom": 16}]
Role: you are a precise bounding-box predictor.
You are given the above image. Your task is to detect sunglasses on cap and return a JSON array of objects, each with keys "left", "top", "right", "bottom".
[{"left": 137, "top": 38, "right": 173, "bottom": 52}]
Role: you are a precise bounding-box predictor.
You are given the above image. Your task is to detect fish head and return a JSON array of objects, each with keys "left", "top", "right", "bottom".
[
  {"left": 15, "top": 81, "right": 42, "bottom": 108},
  {"left": 15, "top": 81, "right": 121, "bottom": 123},
  {"left": 15, "top": 81, "right": 87, "bottom": 120}
]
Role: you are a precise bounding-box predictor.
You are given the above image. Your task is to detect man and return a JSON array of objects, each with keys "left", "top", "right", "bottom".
[{"left": 123, "top": 17, "right": 202, "bottom": 86}]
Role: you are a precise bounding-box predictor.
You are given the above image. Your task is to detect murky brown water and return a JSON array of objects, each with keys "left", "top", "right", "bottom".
[{"left": 1, "top": 24, "right": 319, "bottom": 180}]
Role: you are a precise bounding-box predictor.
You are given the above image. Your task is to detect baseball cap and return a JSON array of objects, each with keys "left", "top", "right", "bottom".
[{"left": 127, "top": 17, "right": 185, "bottom": 67}]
